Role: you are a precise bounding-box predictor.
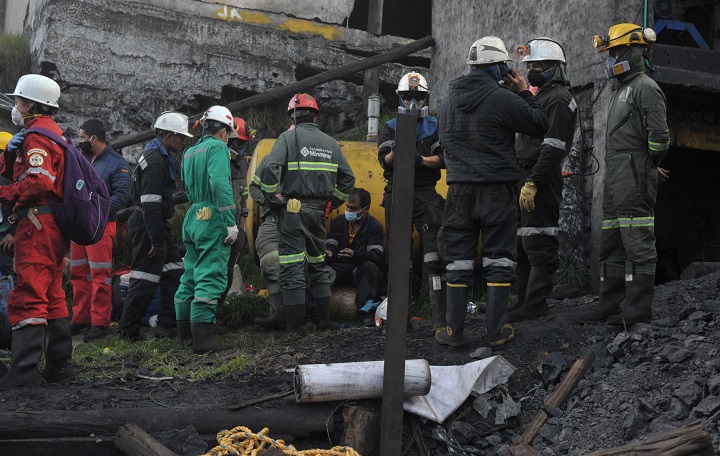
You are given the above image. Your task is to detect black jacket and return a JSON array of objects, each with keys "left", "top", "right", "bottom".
[
  {"left": 439, "top": 70, "right": 549, "bottom": 184},
  {"left": 325, "top": 214, "right": 384, "bottom": 267}
]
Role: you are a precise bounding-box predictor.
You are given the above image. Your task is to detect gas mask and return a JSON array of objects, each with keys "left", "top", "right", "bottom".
[
  {"left": 398, "top": 95, "right": 429, "bottom": 118},
  {"left": 11, "top": 107, "right": 24, "bottom": 127},
  {"left": 606, "top": 54, "right": 631, "bottom": 78}
]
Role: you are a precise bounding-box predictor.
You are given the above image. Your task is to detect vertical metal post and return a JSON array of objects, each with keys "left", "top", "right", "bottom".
[
  {"left": 379, "top": 110, "right": 417, "bottom": 455},
  {"left": 367, "top": 95, "right": 381, "bottom": 142},
  {"left": 363, "top": 0, "right": 384, "bottom": 111}
]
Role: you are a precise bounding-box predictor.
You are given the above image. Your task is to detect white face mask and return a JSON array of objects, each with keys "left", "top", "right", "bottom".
[{"left": 11, "top": 107, "right": 24, "bottom": 127}]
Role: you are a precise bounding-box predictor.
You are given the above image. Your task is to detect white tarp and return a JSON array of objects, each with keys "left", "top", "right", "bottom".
[{"left": 404, "top": 356, "right": 516, "bottom": 423}]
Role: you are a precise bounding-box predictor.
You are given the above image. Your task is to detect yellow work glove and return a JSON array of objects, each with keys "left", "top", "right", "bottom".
[
  {"left": 519, "top": 181, "right": 537, "bottom": 212},
  {"left": 286, "top": 198, "right": 302, "bottom": 213}
]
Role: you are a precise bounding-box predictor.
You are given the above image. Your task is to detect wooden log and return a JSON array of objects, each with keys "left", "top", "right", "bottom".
[
  {"left": 340, "top": 405, "right": 380, "bottom": 456},
  {"left": 294, "top": 359, "right": 431, "bottom": 403},
  {"left": 508, "top": 445, "right": 543, "bottom": 456},
  {"left": 0, "top": 436, "right": 122, "bottom": 456},
  {"left": 514, "top": 349, "right": 596, "bottom": 446},
  {"left": 0, "top": 405, "right": 336, "bottom": 440},
  {"left": 584, "top": 421, "right": 713, "bottom": 455},
  {"left": 114, "top": 423, "right": 176, "bottom": 456},
  {"left": 112, "top": 35, "right": 435, "bottom": 150}
]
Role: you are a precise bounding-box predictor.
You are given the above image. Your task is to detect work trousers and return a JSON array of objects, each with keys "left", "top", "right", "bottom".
[
  {"left": 517, "top": 172, "right": 562, "bottom": 274},
  {"left": 439, "top": 182, "right": 517, "bottom": 285},
  {"left": 600, "top": 150, "right": 658, "bottom": 277},
  {"left": 70, "top": 221, "right": 116, "bottom": 328},
  {"left": 277, "top": 206, "right": 332, "bottom": 306},
  {"left": 256, "top": 216, "right": 280, "bottom": 294},
  {"left": 9, "top": 214, "right": 69, "bottom": 327},
  {"left": 331, "top": 260, "right": 380, "bottom": 309},
  {"left": 176, "top": 204, "right": 231, "bottom": 323},
  {"left": 120, "top": 211, "right": 183, "bottom": 336},
  {"left": 385, "top": 186, "right": 445, "bottom": 279},
  {"left": 221, "top": 178, "right": 248, "bottom": 301}
]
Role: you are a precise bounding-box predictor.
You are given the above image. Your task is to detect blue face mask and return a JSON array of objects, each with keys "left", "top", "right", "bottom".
[{"left": 345, "top": 208, "right": 366, "bottom": 221}]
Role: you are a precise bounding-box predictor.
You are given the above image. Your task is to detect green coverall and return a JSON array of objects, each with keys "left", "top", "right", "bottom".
[{"left": 175, "top": 135, "right": 237, "bottom": 323}]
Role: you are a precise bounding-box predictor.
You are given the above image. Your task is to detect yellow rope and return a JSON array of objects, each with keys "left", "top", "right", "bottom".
[{"left": 204, "top": 426, "right": 361, "bottom": 456}]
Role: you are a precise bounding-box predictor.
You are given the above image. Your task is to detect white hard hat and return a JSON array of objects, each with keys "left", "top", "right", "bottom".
[
  {"left": 518, "top": 37, "right": 566, "bottom": 63},
  {"left": 466, "top": 36, "right": 512, "bottom": 65},
  {"left": 8, "top": 74, "right": 61, "bottom": 108},
  {"left": 396, "top": 72, "right": 429, "bottom": 94},
  {"left": 153, "top": 112, "right": 193, "bottom": 137},
  {"left": 202, "top": 105, "right": 234, "bottom": 130}
]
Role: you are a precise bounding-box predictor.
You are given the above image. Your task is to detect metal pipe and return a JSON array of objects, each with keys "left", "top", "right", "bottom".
[{"left": 366, "top": 95, "right": 381, "bottom": 142}]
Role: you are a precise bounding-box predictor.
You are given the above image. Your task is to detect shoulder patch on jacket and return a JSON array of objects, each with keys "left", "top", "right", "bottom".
[{"left": 27, "top": 148, "right": 48, "bottom": 157}]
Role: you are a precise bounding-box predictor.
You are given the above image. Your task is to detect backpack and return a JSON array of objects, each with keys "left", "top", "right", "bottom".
[{"left": 24, "top": 127, "right": 111, "bottom": 245}]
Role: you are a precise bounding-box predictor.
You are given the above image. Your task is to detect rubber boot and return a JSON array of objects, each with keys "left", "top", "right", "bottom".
[
  {"left": 508, "top": 261, "right": 530, "bottom": 313},
  {"left": 284, "top": 305, "right": 306, "bottom": 335},
  {"left": 607, "top": 274, "right": 654, "bottom": 326},
  {"left": 254, "top": 293, "right": 286, "bottom": 329},
  {"left": 508, "top": 267, "right": 553, "bottom": 322},
  {"left": 486, "top": 286, "right": 515, "bottom": 349},
  {"left": 191, "top": 322, "right": 219, "bottom": 355},
  {"left": 430, "top": 275, "right": 446, "bottom": 331},
  {"left": 0, "top": 325, "right": 45, "bottom": 391},
  {"left": 315, "top": 296, "right": 339, "bottom": 331},
  {"left": 576, "top": 276, "right": 625, "bottom": 324},
  {"left": 434, "top": 285, "right": 468, "bottom": 347},
  {"left": 177, "top": 320, "right": 192, "bottom": 346},
  {"left": 42, "top": 318, "right": 74, "bottom": 383}
]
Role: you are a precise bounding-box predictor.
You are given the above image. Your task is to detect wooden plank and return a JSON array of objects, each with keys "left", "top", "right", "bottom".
[
  {"left": 112, "top": 35, "right": 434, "bottom": 150},
  {"left": 0, "top": 405, "right": 336, "bottom": 440},
  {"left": 508, "top": 445, "right": 543, "bottom": 456},
  {"left": 514, "top": 349, "right": 596, "bottom": 446},
  {"left": 584, "top": 421, "right": 713, "bottom": 455},
  {"left": 114, "top": 423, "right": 176, "bottom": 456},
  {"left": 362, "top": 0, "right": 384, "bottom": 111},
  {"left": 379, "top": 111, "right": 417, "bottom": 454}
]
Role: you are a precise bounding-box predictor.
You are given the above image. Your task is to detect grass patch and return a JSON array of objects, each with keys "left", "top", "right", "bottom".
[{"left": 0, "top": 34, "right": 30, "bottom": 93}]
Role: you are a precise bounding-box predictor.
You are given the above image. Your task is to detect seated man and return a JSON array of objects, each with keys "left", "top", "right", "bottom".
[{"left": 325, "top": 188, "right": 384, "bottom": 326}]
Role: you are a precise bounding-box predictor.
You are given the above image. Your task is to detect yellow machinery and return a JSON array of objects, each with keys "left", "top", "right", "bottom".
[{"left": 245, "top": 139, "right": 449, "bottom": 266}]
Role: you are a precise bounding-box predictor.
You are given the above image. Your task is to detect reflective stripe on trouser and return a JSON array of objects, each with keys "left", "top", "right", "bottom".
[
  {"left": 278, "top": 208, "right": 332, "bottom": 305},
  {"left": 384, "top": 186, "right": 446, "bottom": 277},
  {"left": 175, "top": 204, "right": 231, "bottom": 323},
  {"left": 438, "top": 183, "right": 516, "bottom": 285},
  {"left": 517, "top": 171, "right": 561, "bottom": 271},
  {"left": 70, "top": 221, "right": 116, "bottom": 327},
  {"left": 120, "top": 211, "right": 183, "bottom": 335},
  {"left": 9, "top": 215, "right": 70, "bottom": 328},
  {"left": 599, "top": 150, "right": 657, "bottom": 276}
]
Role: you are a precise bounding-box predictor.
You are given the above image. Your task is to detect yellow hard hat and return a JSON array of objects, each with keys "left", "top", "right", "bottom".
[
  {"left": 0, "top": 132, "right": 13, "bottom": 150},
  {"left": 592, "top": 23, "right": 656, "bottom": 53}
]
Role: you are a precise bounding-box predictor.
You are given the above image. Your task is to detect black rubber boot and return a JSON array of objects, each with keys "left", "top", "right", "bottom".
[
  {"left": 315, "top": 296, "right": 339, "bottom": 331},
  {"left": 43, "top": 318, "right": 74, "bottom": 383},
  {"left": 284, "top": 305, "right": 306, "bottom": 335},
  {"left": 508, "top": 267, "right": 553, "bottom": 322},
  {"left": 434, "top": 285, "right": 468, "bottom": 347},
  {"left": 486, "top": 286, "right": 515, "bottom": 349},
  {"left": 576, "top": 276, "right": 625, "bottom": 324},
  {"left": 607, "top": 274, "right": 654, "bottom": 326},
  {"left": 0, "top": 325, "right": 45, "bottom": 391},
  {"left": 177, "top": 320, "right": 192, "bottom": 346},
  {"left": 254, "top": 293, "right": 286, "bottom": 329},
  {"left": 508, "top": 261, "right": 530, "bottom": 313},
  {"left": 191, "top": 322, "right": 219, "bottom": 355},
  {"left": 429, "top": 275, "right": 446, "bottom": 331}
]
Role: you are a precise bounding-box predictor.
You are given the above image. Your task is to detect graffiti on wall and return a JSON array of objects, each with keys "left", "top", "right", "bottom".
[{"left": 212, "top": 6, "right": 340, "bottom": 40}]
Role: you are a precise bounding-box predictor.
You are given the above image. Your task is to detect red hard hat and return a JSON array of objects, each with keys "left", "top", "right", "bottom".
[
  {"left": 287, "top": 93, "right": 319, "bottom": 116},
  {"left": 233, "top": 117, "right": 249, "bottom": 140}
]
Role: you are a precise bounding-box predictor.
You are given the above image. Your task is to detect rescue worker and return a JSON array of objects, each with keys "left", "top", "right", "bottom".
[
  {"left": 436, "top": 37, "right": 549, "bottom": 348},
  {"left": 175, "top": 106, "right": 237, "bottom": 354},
  {"left": 508, "top": 38, "right": 578, "bottom": 322},
  {"left": 0, "top": 74, "right": 73, "bottom": 389},
  {"left": 70, "top": 119, "right": 130, "bottom": 341},
  {"left": 325, "top": 188, "right": 384, "bottom": 326},
  {"left": 378, "top": 72, "right": 447, "bottom": 333},
  {"left": 119, "top": 112, "right": 189, "bottom": 341},
  {"left": 577, "top": 24, "right": 669, "bottom": 325},
  {"left": 255, "top": 93, "right": 355, "bottom": 333},
  {"left": 218, "top": 117, "right": 256, "bottom": 306}
]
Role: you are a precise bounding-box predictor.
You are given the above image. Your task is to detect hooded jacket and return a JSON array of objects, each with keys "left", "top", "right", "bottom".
[{"left": 439, "top": 70, "right": 549, "bottom": 184}]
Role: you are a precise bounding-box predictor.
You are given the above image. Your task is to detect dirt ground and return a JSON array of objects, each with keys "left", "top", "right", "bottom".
[{"left": 2, "top": 272, "right": 719, "bottom": 455}]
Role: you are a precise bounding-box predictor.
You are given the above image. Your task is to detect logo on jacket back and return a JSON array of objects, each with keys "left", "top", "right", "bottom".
[{"left": 300, "top": 147, "right": 332, "bottom": 160}]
